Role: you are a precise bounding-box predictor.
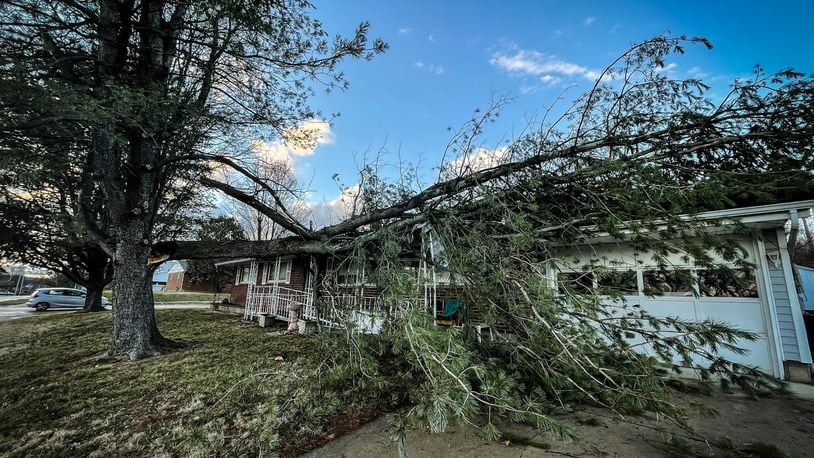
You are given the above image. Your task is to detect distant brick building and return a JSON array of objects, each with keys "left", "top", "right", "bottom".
[{"left": 164, "top": 260, "right": 231, "bottom": 294}]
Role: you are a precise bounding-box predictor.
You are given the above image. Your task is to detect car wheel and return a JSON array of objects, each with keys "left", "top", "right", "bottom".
[{"left": 35, "top": 303, "right": 49, "bottom": 312}]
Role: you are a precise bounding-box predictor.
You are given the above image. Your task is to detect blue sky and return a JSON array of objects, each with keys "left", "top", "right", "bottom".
[{"left": 272, "top": 1, "right": 813, "bottom": 223}]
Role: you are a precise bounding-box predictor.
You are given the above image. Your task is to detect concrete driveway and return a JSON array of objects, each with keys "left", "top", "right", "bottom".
[{"left": 0, "top": 302, "right": 210, "bottom": 323}]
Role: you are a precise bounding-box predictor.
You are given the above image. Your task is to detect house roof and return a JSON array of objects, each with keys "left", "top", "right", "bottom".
[
  {"left": 690, "top": 199, "right": 814, "bottom": 225},
  {"left": 213, "top": 258, "right": 254, "bottom": 267},
  {"left": 167, "top": 260, "right": 188, "bottom": 273},
  {"left": 548, "top": 199, "right": 814, "bottom": 246}
]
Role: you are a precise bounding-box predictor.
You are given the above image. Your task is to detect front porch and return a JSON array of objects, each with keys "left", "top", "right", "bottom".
[
  {"left": 225, "top": 239, "right": 462, "bottom": 332},
  {"left": 243, "top": 283, "right": 434, "bottom": 332}
]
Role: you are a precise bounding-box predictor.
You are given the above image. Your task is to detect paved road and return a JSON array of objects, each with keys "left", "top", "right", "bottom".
[{"left": 0, "top": 303, "right": 210, "bottom": 323}]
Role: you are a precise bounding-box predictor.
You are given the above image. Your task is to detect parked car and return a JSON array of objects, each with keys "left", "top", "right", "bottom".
[
  {"left": 0, "top": 289, "right": 14, "bottom": 296},
  {"left": 26, "top": 288, "right": 110, "bottom": 311}
]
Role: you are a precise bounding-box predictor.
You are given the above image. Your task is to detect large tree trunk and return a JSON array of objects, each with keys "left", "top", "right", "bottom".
[
  {"left": 81, "top": 254, "right": 110, "bottom": 312},
  {"left": 107, "top": 219, "right": 176, "bottom": 359},
  {"left": 82, "top": 283, "right": 106, "bottom": 312}
]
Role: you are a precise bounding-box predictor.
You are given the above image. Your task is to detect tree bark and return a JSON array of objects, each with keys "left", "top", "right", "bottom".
[
  {"left": 150, "top": 237, "right": 338, "bottom": 262},
  {"left": 80, "top": 253, "right": 110, "bottom": 312},
  {"left": 107, "top": 219, "right": 164, "bottom": 359},
  {"left": 82, "top": 283, "right": 106, "bottom": 312}
]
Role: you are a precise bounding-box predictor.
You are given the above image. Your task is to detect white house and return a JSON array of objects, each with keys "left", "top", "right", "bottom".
[{"left": 551, "top": 200, "right": 813, "bottom": 381}]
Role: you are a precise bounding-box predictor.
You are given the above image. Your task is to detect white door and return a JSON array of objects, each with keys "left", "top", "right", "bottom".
[
  {"left": 635, "top": 296, "right": 774, "bottom": 375},
  {"left": 693, "top": 297, "right": 773, "bottom": 374}
]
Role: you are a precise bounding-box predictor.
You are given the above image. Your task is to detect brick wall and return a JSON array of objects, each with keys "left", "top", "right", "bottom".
[
  {"left": 231, "top": 284, "right": 248, "bottom": 306},
  {"left": 228, "top": 257, "right": 311, "bottom": 307},
  {"left": 255, "top": 257, "right": 309, "bottom": 290},
  {"left": 181, "top": 275, "right": 217, "bottom": 293},
  {"left": 166, "top": 272, "right": 183, "bottom": 291}
]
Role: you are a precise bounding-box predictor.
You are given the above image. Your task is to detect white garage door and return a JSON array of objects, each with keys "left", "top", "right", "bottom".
[
  {"left": 554, "top": 237, "right": 779, "bottom": 377},
  {"left": 637, "top": 295, "right": 775, "bottom": 376}
]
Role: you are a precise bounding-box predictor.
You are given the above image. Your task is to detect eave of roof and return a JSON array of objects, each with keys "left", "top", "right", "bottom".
[{"left": 549, "top": 199, "right": 814, "bottom": 246}]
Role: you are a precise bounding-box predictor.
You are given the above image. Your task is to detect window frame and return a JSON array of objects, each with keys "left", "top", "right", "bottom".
[
  {"left": 553, "top": 264, "right": 759, "bottom": 300},
  {"left": 236, "top": 265, "right": 252, "bottom": 285},
  {"left": 262, "top": 259, "right": 292, "bottom": 285},
  {"left": 642, "top": 269, "right": 696, "bottom": 297},
  {"left": 335, "top": 263, "right": 362, "bottom": 286},
  {"left": 557, "top": 271, "right": 595, "bottom": 295},
  {"left": 595, "top": 269, "right": 639, "bottom": 296},
  {"left": 696, "top": 267, "right": 759, "bottom": 298}
]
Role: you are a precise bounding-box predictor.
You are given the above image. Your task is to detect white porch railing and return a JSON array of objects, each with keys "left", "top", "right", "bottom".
[
  {"left": 244, "top": 284, "right": 423, "bottom": 333},
  {"left": 304, "top": 293, "right": 424, "bottom": 331},
  {"left": 243, "top": 285, "right": 314, "bottom": 321}
]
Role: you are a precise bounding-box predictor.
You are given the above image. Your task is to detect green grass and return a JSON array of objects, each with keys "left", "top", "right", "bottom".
[
  {"left": 0, "top": 310, "right": 397, "bottom": 456},
  {"left": 102, "top": 290, "right": 223, "bottom": 303}
]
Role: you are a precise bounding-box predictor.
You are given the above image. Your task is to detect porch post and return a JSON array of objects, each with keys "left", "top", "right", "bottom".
[
  {"left": 305, "top": 255, "right": 316, "bottom": 319},
  {"left": 272, "top": 257, "right": 281, "bottom": 317},
  {"left": 249, "top": 261, "right": 259, "bottom": 319}
]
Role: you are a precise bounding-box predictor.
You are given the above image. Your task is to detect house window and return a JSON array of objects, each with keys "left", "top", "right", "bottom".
[
  {"left": 698, "top": 268, "right": 758, "bottom": 298},
  {"left": 435, "top": 269, "right": 452, "bottom": 285},
  {"left": 558, "top": 271, "right": 594, "bottom": 295},
  {"left": 336, "top": 264, "right": 362, "bottom": 286},
  {"left": 263, "top": 260, "right": 292, "bottom": 284},
  {"left": 596, "top": 270, "right": 638, "bottom": 295},
  {"left": 403, "top": 260, "right": 421, "bottom": 281},
  {"left": 324, "top": 258, "right": 363, "bottom": 286},
  {"left": 236, "top": 265, "right": 252, "bottom": 284},
  {"left": 642, "top": 269, "right": 694, "bottom": 297}
]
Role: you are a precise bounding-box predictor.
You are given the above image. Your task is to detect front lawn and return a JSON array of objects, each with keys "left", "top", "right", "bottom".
[
  {"left": 102, "top": 290, "right": 224, "bottom": 303},
  {"left": 0, "top": 310, "right": 399, "bottom": 456}
]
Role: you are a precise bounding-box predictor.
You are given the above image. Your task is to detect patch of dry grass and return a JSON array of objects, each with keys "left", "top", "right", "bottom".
[
  {"left": 102, "top": 290, "right": 223, "bottom": 303},
  {"left": 0, "top": 310, "right": 394, "bottom": 456}
]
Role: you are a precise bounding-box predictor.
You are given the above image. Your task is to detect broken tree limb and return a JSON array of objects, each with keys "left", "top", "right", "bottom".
[
  {"left": 200, "top": 177, "right": 315, "bottom": 240},
  {"left": 149, "top": 237, "right": 341, "bottom": 262}
]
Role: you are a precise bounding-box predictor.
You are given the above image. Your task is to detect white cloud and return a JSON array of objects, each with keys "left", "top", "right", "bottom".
[
  {"left": 540, "top": 74, "right": 562, "bottom": 87},
  {"left": 250, "top": 139, "right": 290, "bottom": 163},
  {"left": 303, "top": 185, "right": 362, "bottom": 228},
  {"left": 655, "top": 62, "right": 678, "bottom": 74},
  {"left": 428, "top": 34, "right": 437, "bottom": 43},
  {"left": 583, "top": 16, "right": 595, "bottom": 26},
  {"left": 442, "top": 146, "right": 510, "bottom": 178},
  {"left": 398, "top": 27, "right": 413, "bottom": 35},
  {"left": 283, "top": 119, "right": 334, "bottom": 156},
  {"left": 414, "top": 61, "right": 444, "bottom": 76},
  {"left": 687, "top": 66, "right": 708, "bottom": 79},
  {"left": 490, "top": 44, "right": 601, "bottom": 84},
  {"left": 610, "top": 24, "right": 622, "bottom": 33},
  {"left": 250, "top": 119, "right": 334, "bottom": 165}
]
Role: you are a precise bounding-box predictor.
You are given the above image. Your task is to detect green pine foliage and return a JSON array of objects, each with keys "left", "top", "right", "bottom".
[{"left": 308, "top": 36, "right": 811, "bottom": 443}]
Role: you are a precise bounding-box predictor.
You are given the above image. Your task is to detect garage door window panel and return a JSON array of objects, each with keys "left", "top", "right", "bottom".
[
  {"left": 698, "top": 268, "right": 758, "bottom": 298},
  {"left": 597, "top": 270, "right": 638, "bottom": 296},
  {"left": 558, "top": 272, "right": 594, "bottom": 295},
  {"left": 643, "top": 270, "right": 694, "bottom": 297}
]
